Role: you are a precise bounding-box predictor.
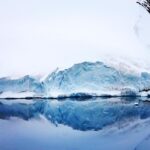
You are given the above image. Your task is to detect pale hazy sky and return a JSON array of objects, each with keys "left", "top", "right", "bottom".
[{"left": 0, "top": 0, "right": 149, "bottom": 77}]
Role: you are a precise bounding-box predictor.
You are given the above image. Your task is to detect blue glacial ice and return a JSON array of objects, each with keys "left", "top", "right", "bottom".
[{"left": 0, "top": 61, "right": 150, "bottom": 98}]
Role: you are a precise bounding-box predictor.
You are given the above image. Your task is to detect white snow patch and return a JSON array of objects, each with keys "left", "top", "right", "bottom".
[{"left": 0, "top": 91, "right": 35, "bottom": 98}]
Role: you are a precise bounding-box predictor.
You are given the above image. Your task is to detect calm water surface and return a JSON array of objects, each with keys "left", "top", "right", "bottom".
[{"left": 0, "top": 97, "right": 150, "bottom": 150}]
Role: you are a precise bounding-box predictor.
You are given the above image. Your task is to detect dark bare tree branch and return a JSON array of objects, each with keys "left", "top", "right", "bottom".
[{"left": 137, "top": 0, "right": 150, "bottom": 13}]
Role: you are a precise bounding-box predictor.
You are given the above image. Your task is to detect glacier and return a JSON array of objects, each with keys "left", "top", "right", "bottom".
[
  {"left": 44, "top": 61, "right": 150, "bottom": 97},
  {"left": 0, "top": 75, "right": 45, "bottom": 98},
  {"left": 0, "top": 61, "right": 150, "bottom": 98}
]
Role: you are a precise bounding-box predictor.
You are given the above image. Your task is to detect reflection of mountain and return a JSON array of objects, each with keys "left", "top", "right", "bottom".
[{"left": 0, "top": 98, "right": 150, "bottom": 131}]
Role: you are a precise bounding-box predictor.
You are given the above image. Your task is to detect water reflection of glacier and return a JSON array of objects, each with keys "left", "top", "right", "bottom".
[{"left": 0, "top": 97, "right": 150, "bottom": 131}]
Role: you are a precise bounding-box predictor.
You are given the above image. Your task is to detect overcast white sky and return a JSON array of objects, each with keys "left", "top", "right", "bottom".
[{"left": 0, "top": 0, "right": 149, "bottom": 77}]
